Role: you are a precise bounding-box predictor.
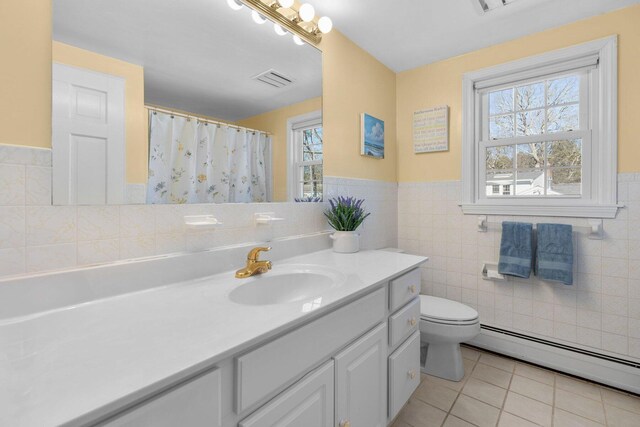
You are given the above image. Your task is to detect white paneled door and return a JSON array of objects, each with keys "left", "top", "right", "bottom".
[{"left": 52, "top": 63, "right": 125, "bottom": 205}]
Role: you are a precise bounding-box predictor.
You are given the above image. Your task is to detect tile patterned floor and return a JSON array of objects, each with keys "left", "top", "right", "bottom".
[{"left": 392, "top": 345, "right": 640, "bottom": 427}]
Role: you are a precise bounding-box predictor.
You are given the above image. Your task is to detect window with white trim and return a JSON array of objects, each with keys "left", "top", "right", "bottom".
[
  {"left": 482, "top": 71, "right": 587, "bottom": 199},
  {"left": 290, "top": 115, "right": 323, "bottom": 200},
  {"left": 461, "top": 36, "right": 618, "bottom": 218}
]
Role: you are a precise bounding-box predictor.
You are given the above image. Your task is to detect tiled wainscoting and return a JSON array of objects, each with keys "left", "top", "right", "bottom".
[
  {"left": 398, "top": 173, "right": 640, "bottom": 363},
  {"left": 0, "top": 144, "right": 397, "bottom": 278},
  {"left": 325, "top": 176, "right": 398, "bottom": 251}
]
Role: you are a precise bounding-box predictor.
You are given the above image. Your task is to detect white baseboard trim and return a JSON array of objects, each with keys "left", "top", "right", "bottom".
[{"left": 468, "top": 328, "right": 640, "bottom": 395}]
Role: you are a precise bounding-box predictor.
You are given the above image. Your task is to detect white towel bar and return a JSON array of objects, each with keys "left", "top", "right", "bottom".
[{"left": 477, "top": 216, "right": 603, "bottom": 240}]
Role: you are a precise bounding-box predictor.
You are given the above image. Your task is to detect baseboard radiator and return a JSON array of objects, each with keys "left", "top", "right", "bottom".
[{"left": 468, "top": 325, "right": 640, "bottom": 395}]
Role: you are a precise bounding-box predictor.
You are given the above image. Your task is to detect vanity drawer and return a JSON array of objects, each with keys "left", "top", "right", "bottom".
[
  {"left": 389, "top": 269, "right": 420, "bottom": 313},
  {"left": 388, "top": 331, "right": 421, "bottom": 420},
  {"left": 388, "top": 297, "right": 420, "bottom": 349},
  {"left": 235, "top": 287, "right": 386, "bottom": 414}
]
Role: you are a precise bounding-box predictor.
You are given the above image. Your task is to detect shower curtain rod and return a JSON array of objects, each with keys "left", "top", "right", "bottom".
[{"left": 145, "top": 105, "right": 272, "bottom": 136}]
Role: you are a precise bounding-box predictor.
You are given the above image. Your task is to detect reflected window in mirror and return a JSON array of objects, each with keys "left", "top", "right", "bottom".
[
  {"left": 51, "top": 0, "right": 322, "bottom": 205},
  {"left": 290, "top": 112, "right": 322, "bottom": 201}
]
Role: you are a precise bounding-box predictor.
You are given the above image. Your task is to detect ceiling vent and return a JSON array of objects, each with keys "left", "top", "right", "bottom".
[
  {"left": 473, "top": 0, "right": 518, "bottom": 13},
  {"left": 253, "top": 69, "right": 295, "bottom": 88}
]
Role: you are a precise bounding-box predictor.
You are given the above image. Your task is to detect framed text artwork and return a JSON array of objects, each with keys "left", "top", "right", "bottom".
[{"left": 413, "top": 105, "right": 449, "bottom": 153}]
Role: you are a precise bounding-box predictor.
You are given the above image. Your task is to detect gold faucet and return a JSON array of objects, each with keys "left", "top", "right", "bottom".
[{"left": 235, "top": 247, "right": 272, "bottom": 278}]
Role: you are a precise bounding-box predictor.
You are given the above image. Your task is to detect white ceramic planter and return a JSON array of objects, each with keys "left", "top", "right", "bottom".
[{"left": 330, "top": 231, "right": 360, "bottom": 253}]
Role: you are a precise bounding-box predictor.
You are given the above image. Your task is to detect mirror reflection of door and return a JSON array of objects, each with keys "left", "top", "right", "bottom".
[
  {"left": 52, "top": 64, "right": 125, "bottom": 205},
  {"left": 52, "top": 0, "right": 322, "bottom": 205}
]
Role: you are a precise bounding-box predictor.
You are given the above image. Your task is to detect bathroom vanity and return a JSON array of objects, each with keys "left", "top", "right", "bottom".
[{"left": 0, "top": 234, "right": 427, "bottom": 427}]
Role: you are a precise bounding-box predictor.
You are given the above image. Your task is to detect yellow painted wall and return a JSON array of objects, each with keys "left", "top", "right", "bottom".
[
  {"left": 8, "top": 2, "right": 636, "bottom": 186},
  {"left": 0, "top": 0, "right": 51, "bottom": 148},
  {"left": 238, "top": 97, "right": 322, "bottom": 202},
  {"left": 53, "top": 42, "right": 148, "bottom": 184},
  {"left": 397, "top": 5, "right": 640, "bottom": 182},
  {"left": 321, "top": 30, "right": 397, "bottom": 182}
]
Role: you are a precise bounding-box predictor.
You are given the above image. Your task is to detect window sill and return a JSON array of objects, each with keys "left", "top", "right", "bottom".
[{"left": 460, "top": 203, "right": 620, "bottom": 219}]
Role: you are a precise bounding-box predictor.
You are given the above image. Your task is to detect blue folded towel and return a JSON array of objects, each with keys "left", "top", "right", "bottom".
[
  {"left": 536, "top": 223, "right": 574, "bottom": 285},
  {"left": 498, "top": 222, "right": 533, "bottom": 279}
]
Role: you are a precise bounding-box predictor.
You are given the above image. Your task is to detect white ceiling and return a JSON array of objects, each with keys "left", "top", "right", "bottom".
[
  {"left": 306, "top": 0, "right": 639, "bottom": 72},
  {"left": 53, "top": 0, "right": 322, "bottom": 122}
]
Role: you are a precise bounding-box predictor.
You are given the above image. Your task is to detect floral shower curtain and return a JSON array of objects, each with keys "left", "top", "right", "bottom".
[{"left": 146, "top": 111, "right": 269, "bottom": 204}]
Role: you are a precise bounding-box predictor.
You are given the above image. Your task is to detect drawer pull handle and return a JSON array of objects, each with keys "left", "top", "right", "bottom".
[
  {"left": 408, "top": 317, "right": 417, "bottom": 327},
  {"left": 339, "top": 421, "right": 351, "bottom": 427},
  {"left": 408, "top": 370, "right": 417, "bottom": 380},
  {"left": 409, "top": 285, "right": 417, "bottom": 294}
]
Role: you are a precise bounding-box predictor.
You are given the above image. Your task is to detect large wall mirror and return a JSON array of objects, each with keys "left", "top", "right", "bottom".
[{"left": 51, "top": 0, "right": 322, "bottom": 205}]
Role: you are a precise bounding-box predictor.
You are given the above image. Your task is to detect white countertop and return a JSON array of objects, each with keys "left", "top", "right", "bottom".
[{"left": 0, "top": 249, "right": 426, "bottom": 427}]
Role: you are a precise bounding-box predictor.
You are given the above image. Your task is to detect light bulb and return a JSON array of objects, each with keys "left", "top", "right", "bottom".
[
  {"left": 293, "top": 34, "right": 305, "bottom": 46},
  {"left": 317, "top": 16, "right": 332, "bottom": 34},
  {"left": 251, "top": 10, "right": 267, "bottom": 24},
  {"left": 226, "top": 0, "right": 243, "bottom": 11},
  {"left": 298, "top": 3, "right": 315, "bottom": 22},
  {"left": 274, "top": 23, "right": 287, "bottom": 36},
  {"left": 277, "top": 0, "right": 294, "bottom": 8}
]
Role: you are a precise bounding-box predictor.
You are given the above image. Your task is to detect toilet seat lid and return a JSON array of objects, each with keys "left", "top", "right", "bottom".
[{"left": 420, "top": 295, "right": 479, "bottom": 322}]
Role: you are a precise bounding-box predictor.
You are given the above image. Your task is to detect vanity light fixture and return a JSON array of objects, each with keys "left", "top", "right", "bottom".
[
  {"left": 276, "top": 0, "right": 294, "bottom": 8},
  {"left": 227, "top": 0, "right": 244, "bottom": 11},
  {"left": 317, "top": 16, "right": 333, "bottom": 34},
  {"left": 298, "top": 3, "right": 315, "bottom": 22},
  {"left": 251, "top": 10, "right": 267, "bottom": 24},
  {"left": 273, "top": 23, "right": 287, "bottom": 36},
  {"left": 230, "top": 0, "right": 332, "bottom": 45}
]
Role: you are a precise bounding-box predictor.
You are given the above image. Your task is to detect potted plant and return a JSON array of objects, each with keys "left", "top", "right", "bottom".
[{"left": 324, "top": 196, "right": 370, "bottom": 253}]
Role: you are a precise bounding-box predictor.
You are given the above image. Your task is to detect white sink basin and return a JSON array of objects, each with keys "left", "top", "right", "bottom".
[{"left": 228, "top": 265, "right": 345, "bottom": 306}]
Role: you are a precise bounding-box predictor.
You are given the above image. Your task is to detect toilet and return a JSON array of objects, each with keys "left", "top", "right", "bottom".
[{"left": 419, "top": 295, "right": 480, "bottom": 381}]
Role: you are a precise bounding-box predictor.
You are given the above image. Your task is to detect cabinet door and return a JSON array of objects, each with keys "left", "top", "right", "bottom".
[
  {"left": 334, "top": 323, "right": 387, "bottom": 427},
  {"left": 388, "top": 331, "right": 421, "bottom": 420},
  {"left": 100, "top": 368, "right": 221, "bottom": 427},
  {"left": 239, "top": 361, "right": 334, "bottom": 427}
]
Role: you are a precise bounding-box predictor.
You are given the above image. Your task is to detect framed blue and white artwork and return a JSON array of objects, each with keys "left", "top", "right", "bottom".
[{"left": 360, "top": 113, "right": 384, "bottom": 159}]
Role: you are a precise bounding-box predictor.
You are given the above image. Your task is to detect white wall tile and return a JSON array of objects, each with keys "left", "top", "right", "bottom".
[
  {"left": 77, "top": 239, "right": 119, "bottom": 265},
  {"left": 120, "top": 236, "right": 156, "bottom": 259},
  {"left": 26, "top": 206, "right": 76, "bottom": 246},
  {"left": 120, "top": 205, "right": 156, "bottom": 237},
  {"left": 25, "top": 166, "right": 51, "bottom": 206},
  {"left": 602, "top": 313, "right": 628, "bottom": 335},
  {"left": 0, "top": 206, "right": 25, "bottom": 249},
  {"left": 0, "top": 247, "right": 25, "bottom": 276},
  {"left": 404, "top": 173, "right": 640, "bottom": 361},
  {"left": 0, "top": 144, "right": 51, "bottom": 166},
  {"left": 0, "top": 145, "right": 334, "bottom": 278},
  {"left": 0, "top": 164, "right": 25, "bottom": 205},
  {"left": 602, "top": 333, "right": 628, "bottom": 355},
  {"left": 26, "top": 243, "right": 76, "bottom": 272},
  {"left": 77, "top": 206, "right": 119, "bottom": 241},
  {"left": 156, "top": 233, "right": 187, "bottom": 254}
]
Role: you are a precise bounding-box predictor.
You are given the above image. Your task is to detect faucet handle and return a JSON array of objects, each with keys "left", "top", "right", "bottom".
[{"left": 247, "top": 246, "right": 271, "bottom": 261}]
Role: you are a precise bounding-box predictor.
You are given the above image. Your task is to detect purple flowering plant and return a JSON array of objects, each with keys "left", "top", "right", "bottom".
[{"left": 324, "top": 196, "right": 370, "bottom": 231}]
